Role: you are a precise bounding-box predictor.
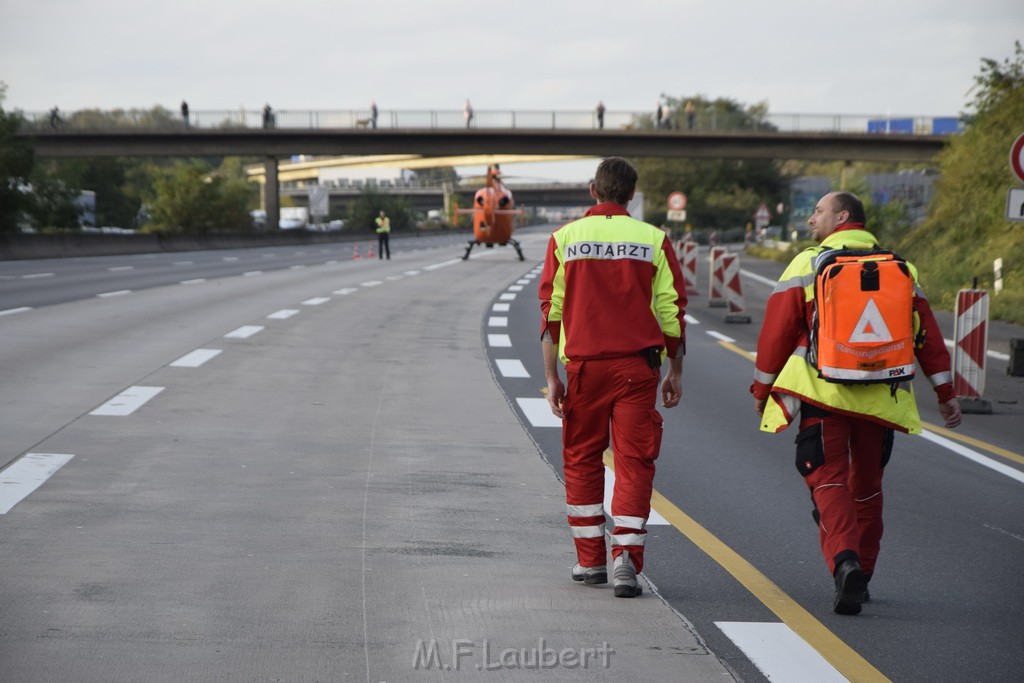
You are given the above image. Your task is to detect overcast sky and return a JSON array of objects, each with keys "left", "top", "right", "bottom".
[{"left": 1, "top": 1, "right": 1020, "bottom": 180}]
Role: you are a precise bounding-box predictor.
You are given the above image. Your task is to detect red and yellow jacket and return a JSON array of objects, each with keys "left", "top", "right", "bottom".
[
  {"left": 751, "top": 224, "right": 955, "bottom": 434},
  {"left": 538, "top": 203, "right": 687, "bottom": 363}
]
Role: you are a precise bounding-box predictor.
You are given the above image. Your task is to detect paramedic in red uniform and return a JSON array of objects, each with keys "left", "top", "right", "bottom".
[
  {"left": 751, "top": 191, "right": 961, "bottom": 614},
  {"left": 538, "top": 157, "right": 687, "bottom": 598}
]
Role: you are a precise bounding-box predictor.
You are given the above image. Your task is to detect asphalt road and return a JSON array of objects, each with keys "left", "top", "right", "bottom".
[{"left": 1, "top": 230, "right": 1021, "bottom": 682}]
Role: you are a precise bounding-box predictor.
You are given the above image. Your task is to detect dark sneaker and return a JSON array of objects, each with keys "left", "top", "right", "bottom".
[
  {"left": 613, "top": 551, "right": 642, "bottom": 598},
  {"left": 571, "top": 563, "right": 607, "bottom": 585},
  {"left": 833, "top": 559, "right": 867, "bottom": 615}
]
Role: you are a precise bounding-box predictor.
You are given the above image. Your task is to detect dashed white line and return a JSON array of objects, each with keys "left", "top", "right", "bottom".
[
  {"left": 424, "top": 259, "right": 462, "bottom": 271},
  {"left": 706, "top": 330, "right": 736, "bottom": 343},
  {"left": 223, "top": 256, "right": 239, "bottom": 262},
  {"left": 89, "top": 386, "right": 165, "bottom": 416},
  {"left": 499, "top": 293, "right": 517, "bottom": 301},
  {"left": 404, "top": 270, "right": 421, "bottom": 276},
  {"left": 174, "top": 261, "right": 194, "bottom": 266},
  {"left": 492, "top": 303, "right": 511, "bottom": 312},
  {"left": 243, "top": 270, "right": 263, "bottom": 277},
  {"left": 495, "top": 359, "right": 529, "bottom": 378},
  {"left": 516, "top": 397, "right": 562, "bottom": 428},
  {"left": 302, "top": 297, "right": 330, "bottom": 305},
  {"left": 170, "top": 349, "right": 222, "bottom": 367},
  {"left": 108, "top": 266, "right": 134, "bottom": 272},
  {"left": 685, "top": 314, "right": 700, "bottom": 325},
  {"left": 0, "top": 307, "right": 33, "bottom": 317},
  {"left": 488, "top": 316, "right": 509, "bottom": 327},
  {"left": 225, "top": 325, "right": 264, "bottom": 339},
  {"left": 267, "top": 309, "right": 300, "bottom": 319},
  {"left": 23, "top": 272, "right": 55, "bottom": 279},
  {"left": 0, "top": 453, "right": 75, "bottom": 514},
  {"left": 333, "top": 288, "right": 359, "bottom": 295},
  {"left": 97, "top": 290, "right": 131, "bottom": 298},
  {"left": 716, "top": 622, "right": 846, "bottom": 683},
  {"left": 180, "top": 278, "right": 206, "bottom": 285},
  {"left": 361, "top": 280, "right": 383, "bottom": 287},
  {"left": 508, "top": 285, "right": 524, "bottom": 292},
  {"left": 487, "top": 334, "right": 512, "bottom": 347}
]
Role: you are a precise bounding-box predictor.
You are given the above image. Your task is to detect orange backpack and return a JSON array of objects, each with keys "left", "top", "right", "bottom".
[{"left": 810, "top": 248, "right": 917, "bottom": 385}]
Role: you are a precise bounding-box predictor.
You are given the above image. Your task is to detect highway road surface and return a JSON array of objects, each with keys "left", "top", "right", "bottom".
[{"left": 1, "top": 228, "right": 1021, "bottom": 682}]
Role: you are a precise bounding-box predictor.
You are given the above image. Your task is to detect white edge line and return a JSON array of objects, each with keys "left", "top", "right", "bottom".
[{"left": 918, "top": 430, "right": 1024, "bottom": 485}]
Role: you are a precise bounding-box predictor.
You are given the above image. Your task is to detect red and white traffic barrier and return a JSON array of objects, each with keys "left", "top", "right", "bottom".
[
  {"left": 719, "top": 253, "right": 751, "bottom": 324},
  {"left": 953, "top": 289, "right": 992, "bottom": 413},
  {"left": 708, "top": 246, "right": 727, "bottom": 308},
  {"left": 681, "top": 241, "right": 699, "bottom": 295}
]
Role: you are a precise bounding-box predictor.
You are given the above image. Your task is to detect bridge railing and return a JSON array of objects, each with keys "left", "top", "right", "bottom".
[{"left": 19, "top": 108, "right": 962, "bottom": 136}]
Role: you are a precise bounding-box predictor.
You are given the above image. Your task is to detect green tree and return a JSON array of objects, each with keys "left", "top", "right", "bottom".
[
  {"left": 145, "top": 160, "right": 252, "bottom": 233},
  {"left": 346, "top": 188, "right": 412, "bottom": 234},
  {"left": 898, "top": 42, "right": 1024, "bottom": 323},
  {"left": 0, "top": 83, "right": 34, "bottom": 235}
]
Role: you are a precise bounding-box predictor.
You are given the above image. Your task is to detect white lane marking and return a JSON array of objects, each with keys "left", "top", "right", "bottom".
[
  {"left": 302, "top": 297, "right": 330, "bottom": 305},
  {"left": 685, "top": 314, "right": 700, "bottom": 325},
  {"left": 516, "top": 397, "right": 562, "bottom": 428},
  {"left": 0, "top": 307, "right": 33, "bottom": 317},
  {"left": 919, "top": 430, "right": 1024, "bottom": 485},
  {"left": 97, "top": 290, "right": 131, "bottom": 298},
  {"left": 487, "top": 334, "right": 512, "bottom": 347},
  {"left": 492, "top": 303, "right": 510, "bottom": 312},
  {"left": 361, "top": 280, "right": 383, "bottom": 288},
  {"left": 174, "top": 261, "right": 194, "bottom": 266},
  {"left": 516, "top": 279, "right": 531, "bottom": 285},
  {"left": 0, "top": 453, "right": 75, "bottom": 514},
  {"left": 170, "top": 349, "right": 222, "bottom": 367},
  {"left": 386, "top": 275, "right": 403, "bottom": 281},
  {"left": 424, "top": 259, "right": 462, "bottom": 271},
  {"left": 404, "top": 270, "right": 421, "bottom": 276},
  {"left": 508, "top": 285, "right": 524, "bottom": 292},
  {"left": 740, "top": 269, "right": 779, "bottom": 288},
  {"left": 22, "top": 272, "right": 55, "bottom": 279},
  {"left": 180, "top": 278, "right": 206, "bottom": 285},
  {"left": 499, "top": 293, "right": 517, "bottom": 301},
  {"left": 89, "top": 386, "right": 164, "bottom": 416},
  {"left": 333, "top": 288, "right": 359, "bottom": 295},
  {"left": 243, "top": 270, "right": 263, "bottom": 277},
  {"left": 716, "top": 622, "right": 847, "bottom": 683},
  {"left": 707, "top": 330, "right": 736, "bottom": 343},
  {"left": 290, "top": 265, "right": 306, "bottom": 270},
  {"left": 108, "top": 266, "right": 134, "bottom": 272},
  {"left": 267, "top": 309, "right": 299, "bottom": 319},
  {"left": 604, "top": 466, "right": 669, "bottom": 525},
  {"left": 488, "top": 316, "right": 509, "bottom": 327},
  {"left": 495, "top": 359, "right": 529, "bottom": 378},
  {"left": 225, "top": 325, "right": 264, "bottom": 339},
  {"left": 223, "top": 256, "right": 239, "bottom": 262}
]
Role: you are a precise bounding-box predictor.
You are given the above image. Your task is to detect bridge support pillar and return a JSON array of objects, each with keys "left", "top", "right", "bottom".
[{"left": 263, "top": 156, "right": 279, "bottom": 231}]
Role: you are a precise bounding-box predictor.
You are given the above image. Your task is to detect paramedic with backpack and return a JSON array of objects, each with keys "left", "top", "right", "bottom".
[{"left": 750, "top": 191, "right": 961, "bottom": 615}]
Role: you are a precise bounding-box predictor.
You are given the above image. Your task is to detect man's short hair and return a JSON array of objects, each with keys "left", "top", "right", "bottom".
[
  {"left": 593, "top": 157, "right": 638, "bottom": 205},
  {"left": 832, "top": 191, "right": 866, "bottom": 225}
]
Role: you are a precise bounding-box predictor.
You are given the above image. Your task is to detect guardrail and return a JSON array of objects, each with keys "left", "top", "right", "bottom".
[{"left": 19, "top": 108, "right": 963, "bottom": 136}]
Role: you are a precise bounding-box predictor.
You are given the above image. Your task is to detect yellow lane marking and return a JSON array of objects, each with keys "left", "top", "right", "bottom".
[
  {"left": 603, "top": 451, "right": 889, "bottom": 682},
  {"left": 715, "top": 340, "right": 1023, "bottom": 467}
]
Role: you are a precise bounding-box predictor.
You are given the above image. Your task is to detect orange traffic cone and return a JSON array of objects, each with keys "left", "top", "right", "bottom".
[
  {"left": 367, "top": 241, "right": 375, "bottom": 258},
  {"left": 352, "top": 244, "right": 361, "bottom": 259}
]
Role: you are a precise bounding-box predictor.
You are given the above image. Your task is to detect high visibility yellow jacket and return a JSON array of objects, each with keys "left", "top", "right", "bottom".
[
  {"left": 752, "top": 225, "right": 955, "bottom": 434},
  {"left": 375, "top": 216, "right": 391, "bottom": 234}
]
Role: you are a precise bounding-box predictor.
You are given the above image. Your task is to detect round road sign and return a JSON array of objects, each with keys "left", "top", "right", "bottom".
[
  {"left": 1011, "top": 133, "right": 1024, "bottom": 183},
  {"left": 668, "top": 192, "right": 687, "bottom": 210}
]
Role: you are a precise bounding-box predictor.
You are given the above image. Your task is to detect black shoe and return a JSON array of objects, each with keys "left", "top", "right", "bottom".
[{"left": 833, "top": 559, "right": 867, "bottom": 615}]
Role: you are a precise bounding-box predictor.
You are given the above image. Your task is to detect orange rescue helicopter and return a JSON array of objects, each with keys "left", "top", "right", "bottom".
[{"left": 457, "top": 164, "right": 524, "bottom": 260}]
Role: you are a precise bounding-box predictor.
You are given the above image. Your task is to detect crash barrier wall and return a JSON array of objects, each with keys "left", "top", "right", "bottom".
[
  {"left": 0, "top": 232, "right": 361, "bottom": 261},
  {"left": 708, "top": 246, "right": 727, "bottom": 308}
]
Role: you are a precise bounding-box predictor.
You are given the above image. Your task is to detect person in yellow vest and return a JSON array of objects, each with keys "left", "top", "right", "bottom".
[
  {"left": 374, "top": 210, "right": 391, "bottom": 260},
  {"left": 750, "top": 191, "right": 961, "bottom": 615}
]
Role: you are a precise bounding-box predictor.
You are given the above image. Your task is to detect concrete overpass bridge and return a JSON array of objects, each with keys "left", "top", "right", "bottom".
[{"left": 16, "top": 107, "right": 956, "bottom": 228}]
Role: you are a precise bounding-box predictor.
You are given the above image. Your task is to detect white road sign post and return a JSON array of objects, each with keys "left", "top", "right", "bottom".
[{"left": 753, "top": 202, "right": 771, "bottom": 230}]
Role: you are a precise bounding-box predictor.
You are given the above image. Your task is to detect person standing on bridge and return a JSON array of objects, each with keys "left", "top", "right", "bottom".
[
  {"left": 463, "top": 99, "right": 473, "bottom": 128},
  {"left": 751, "top": 190, "right": 961, "bottom": 615},
  {"left": 595, "top": 100, "right": 606, "bottom": 129},
  {"left": 370, "top": 99, "right": 378, "bottom": 129},
  {"left": 374, "top": 209, "right": 391, "bottom": 260},
  {"left": 539, "top": 157, "right": 687, "bottom": 598},
  {"left": 180, "top": 100, "right": 189, "bottom": 129}
]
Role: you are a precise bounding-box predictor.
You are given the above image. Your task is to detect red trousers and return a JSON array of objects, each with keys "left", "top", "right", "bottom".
[
  {"left": 562, "top": 356, "right": 663, "bottom": 573},
  {"left": 797, "top": 407, "right": 891, "bottom": 576}
]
